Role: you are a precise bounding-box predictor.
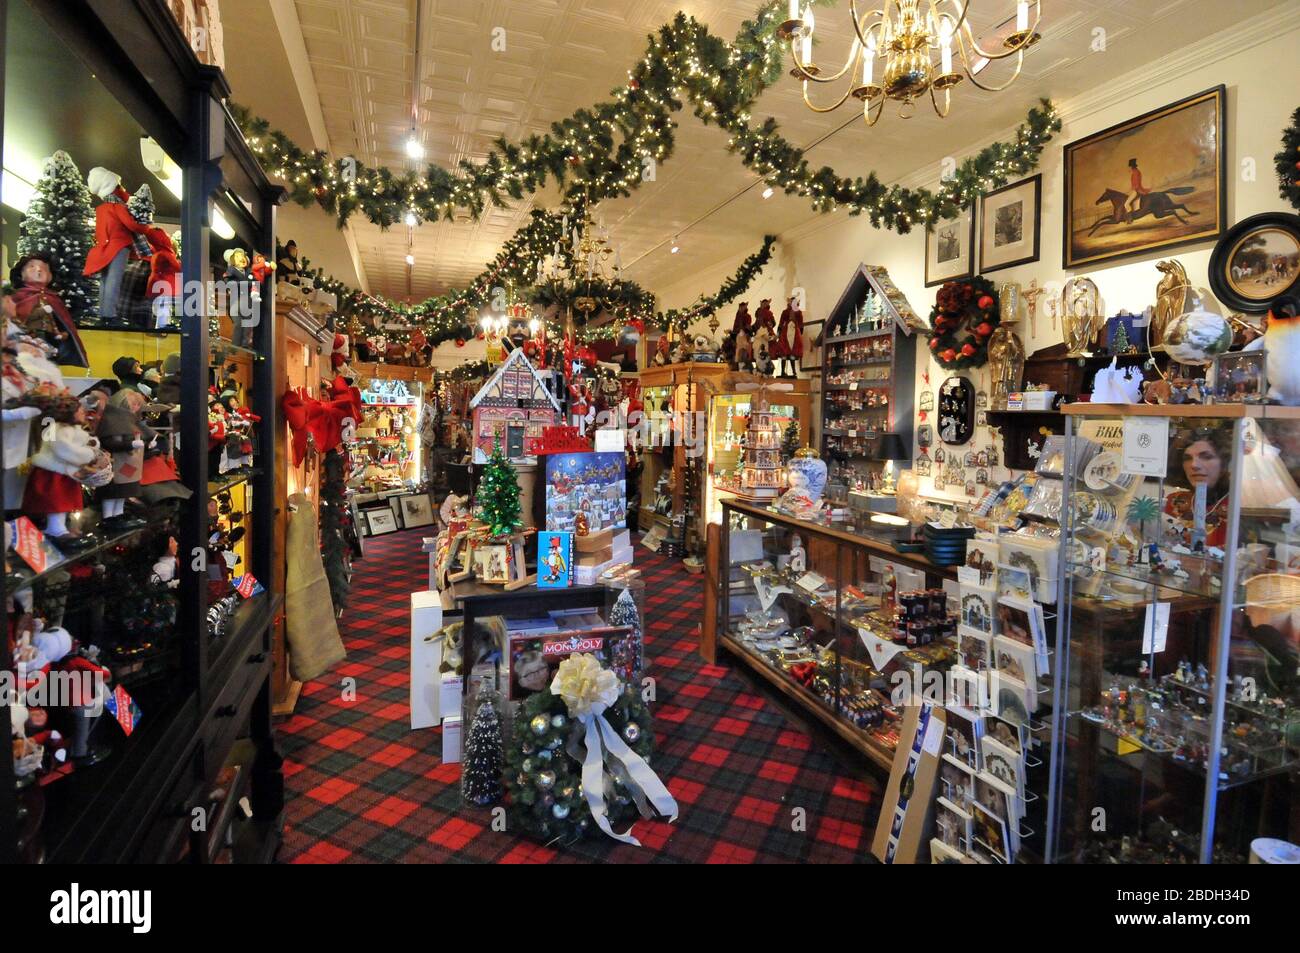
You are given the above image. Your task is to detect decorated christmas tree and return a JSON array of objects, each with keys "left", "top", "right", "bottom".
[
  {"left": 18, "top": 150, "right": 98, "bottom": 321},
  {"left": 319, "top": 449, "right": 351, "bottom": 612},
  {"left": 781, "top": 419, "right": 801, "bottom": 464},
  {"left": 461, "top": 689, "right": 504, "bottom": 806},
  {"left": 476, "top": 439, "right": 522, "bottom": 536}
]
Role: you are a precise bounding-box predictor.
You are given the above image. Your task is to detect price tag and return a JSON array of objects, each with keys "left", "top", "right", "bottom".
[
  {"left": 595, "top": 429, "right": 624, "bottom": 453},
  {"left": 850, "top": 382, "right": 859, "bottom": 391},
  {"left": 1121, "top": 416, "right": 1170, "bottom": 477},
  {"left": 848, "top": 429, "right": 857, "bottom": 438},
  {"left": 10, "top": 517, "right": 48, "bottom": 574},
  {"left": 795, "top": 571, "right": 827, "bottom": 593},
  {"left": 1141, "top": 601, "right": 1170, "bottom": 654}
]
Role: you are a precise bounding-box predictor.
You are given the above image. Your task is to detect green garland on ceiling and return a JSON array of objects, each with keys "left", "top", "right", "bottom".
[
  {"left": 578, "top": 233, "right": 778, "bottom": 342},
  {"left": 232, "top": 2, "right": 793, "bottom": 226},
  {"left": 232, "top": 1, "right": 1059, "bottom": 234}
]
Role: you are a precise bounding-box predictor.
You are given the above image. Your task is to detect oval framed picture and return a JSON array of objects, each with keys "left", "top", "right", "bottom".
[{"left": 1209, "top": 212, "right": 1300, "bottom": 313}]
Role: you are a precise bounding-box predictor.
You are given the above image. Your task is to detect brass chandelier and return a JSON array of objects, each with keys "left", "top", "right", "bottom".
[{"left": 778, "top": 1, "right": 1042, "bottom": 123}]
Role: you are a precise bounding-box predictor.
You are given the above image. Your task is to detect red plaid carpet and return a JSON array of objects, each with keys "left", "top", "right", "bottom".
[{"left": 278, "top": 529, "right": 880, "bottom": 863}]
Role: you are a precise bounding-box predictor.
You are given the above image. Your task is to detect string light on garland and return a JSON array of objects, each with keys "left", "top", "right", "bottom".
[{"left": 231, "top": 1, "right": 1057, "bottom": 236}]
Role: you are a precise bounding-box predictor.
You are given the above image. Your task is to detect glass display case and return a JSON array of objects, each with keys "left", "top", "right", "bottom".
[
  {"left": 718, "top": 499, "right": 958, "bottom": 772},
  {"left": 3, "top": 0, "right": 283, "bottom": 863},
  {"left": 1047, "top": 404, "right": 1300, "bottom": 864},
  {"left": 704, "top": 385, "right": 812, "bottom": 525}
]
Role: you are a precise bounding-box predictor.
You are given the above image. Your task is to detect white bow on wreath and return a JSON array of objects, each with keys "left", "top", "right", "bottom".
[{"left": 550, "top": 653, "right": 677, "bottom": 845}]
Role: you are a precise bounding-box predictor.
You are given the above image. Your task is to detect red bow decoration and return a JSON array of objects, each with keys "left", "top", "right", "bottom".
[{"left": 282, "top": 376, "right": 363, "bottom": 465}]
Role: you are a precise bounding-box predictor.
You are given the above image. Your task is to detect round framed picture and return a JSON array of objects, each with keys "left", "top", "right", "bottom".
[{"left": 1209, "top": 212, "right": 1300, "bottom": 314}]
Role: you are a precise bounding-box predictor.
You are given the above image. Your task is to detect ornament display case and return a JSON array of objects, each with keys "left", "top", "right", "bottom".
[
  {"left": 704, "top": 385, "right": 812, "bottom": 526},
  {"left": 3, "top": 0, "right": 283, "bottom": 863},
  {"left": 820, "top": 265, "right": 921, "bottom": 506},
  {"left": 717, "top": 499, "right": 957, "bottom": 772},
  {"left": 1046, "top": 404, "right": 1300, "bottom": 864}
]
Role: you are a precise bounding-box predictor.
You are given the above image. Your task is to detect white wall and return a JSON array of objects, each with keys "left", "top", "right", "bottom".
[{"left": 651, "top": 16, "right": 1300, "bottom": 500}]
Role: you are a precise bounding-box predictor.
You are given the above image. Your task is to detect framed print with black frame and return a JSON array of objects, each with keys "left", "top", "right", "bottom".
[
  {"left": 399, "top": 493, "right": 436, "bottom": 529},
  {"left": 925, "top": 206, "right": 976, "bottom": 287},
  {"left": 364, "top": 507, "right": 398, "bottom": 537},
  {"left": 1063, "top": 85, "right": 1226, "bottom": 269},
  {"left": 1208, "top": 211, "right": 1300, "bottom": 314},
  {"left": 979, "top": 174, "right": 1041, "bottom": 274}
]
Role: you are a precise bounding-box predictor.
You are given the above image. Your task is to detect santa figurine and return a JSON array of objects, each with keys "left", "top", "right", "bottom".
[
  {"left": 8, "top": 253, "right": 89, "bottom": 367},
  {"left": 754, "top": 299, "right": 777, "bottom": 337},
  {"left": 776, "top": 295, "right": 804, "bottom": 378},
  {"left": 83, "top": 168, "right": 152, "bottom": 327},
  {"left": 732, "top": 301, "right": 753, "bottom": 337}
]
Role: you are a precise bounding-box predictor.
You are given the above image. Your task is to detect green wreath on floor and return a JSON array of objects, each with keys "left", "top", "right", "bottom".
[
  {"left": 504, "top": 683, "right": 655, "bottom": 843},
  {"left": 927, "top": 275, "right": 1000, "bottom": 370}
]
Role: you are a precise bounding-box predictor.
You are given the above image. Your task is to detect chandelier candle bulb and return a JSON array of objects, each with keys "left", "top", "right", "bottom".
[{"left": 1017, "top": 1, "right": 1030, "bottom": 31}]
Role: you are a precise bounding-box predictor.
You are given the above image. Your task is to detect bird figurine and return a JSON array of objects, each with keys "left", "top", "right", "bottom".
[{"left": 1245, "top": 295, "right": 1300, "bottom": 405}]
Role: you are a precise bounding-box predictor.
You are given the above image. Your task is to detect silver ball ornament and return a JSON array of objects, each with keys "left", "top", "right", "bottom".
[
  {"left": 622, "top": 722, "right": 641, "bottom": 743},
  {"left": 551, "top": 714, "right": 567, "bottom": 729},
  {"left": 538, "top": 749, "right": 552, "bottom": 761},
  {"left": 537, "top": 769, "right": 556, "bottom": 790},
  {"left": 552, "top": 802, "right": 571, "bottom": 820}
]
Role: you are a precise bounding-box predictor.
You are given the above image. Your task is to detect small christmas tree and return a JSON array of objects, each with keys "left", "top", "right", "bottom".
[
  {"left": 126, "top": 183, "right": 156, "bottom": 258},
  {"left": 1111, "top": 322, "right": 1132, "bottom": 355},
  {"left": 18, "top": 150, "right": 98, "bottom": 321},
  {"left": 476, "top": 439, "right": 522, "bottom": 536},
  {"left": 127, "top": 183, "right": 155, "bottom": 224},
  {"left": 781, "top": 419, "right": 801, "bottom": 464},
  {"left": 607, "top": 587, "right": 644, "bottom": 684},
  {"left": 462, "top": 688, "right": 504, "bottom": 806}
]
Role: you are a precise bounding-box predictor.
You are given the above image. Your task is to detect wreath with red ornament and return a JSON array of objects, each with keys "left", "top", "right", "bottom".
[{"left": 927, "top": 275, "right": 1000, "bottom": 370}]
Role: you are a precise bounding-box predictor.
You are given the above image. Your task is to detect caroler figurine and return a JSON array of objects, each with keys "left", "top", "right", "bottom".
[
  {"left": 96, "top": 386, "right": 156, "bottom": 530},
  {"left": 83, "top": 167, "right": 152, "bottom": 326},
  {"left": 8, "top": 253, "right": 89, "bottom": 367}
]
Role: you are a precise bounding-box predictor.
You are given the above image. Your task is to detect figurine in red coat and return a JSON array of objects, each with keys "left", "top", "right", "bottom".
[
  {"left": 754, "top": 299, "right": 776, "bottom": 335},
  {"left": 776, "top": 295, "right": 804, "bottom": 377},
  {"left": 732, "top": 301, "right": 752, "bottom": 336},
  {"left": 83, "top": 168, "right": 152, "bottom": 325},
  {"left": 8, "top": 253, "right": 89, "bottom": 367}
]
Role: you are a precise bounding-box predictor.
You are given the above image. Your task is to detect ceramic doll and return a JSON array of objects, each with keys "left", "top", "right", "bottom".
[
  {"left": 8, "top": 253, "right": 89, "bottom": 367},
  {"left": 95, "top": 387, "right": 156, "bottom": 529},
  {"left": 83, "top": 168, "right": 152, "bottom": 326}
]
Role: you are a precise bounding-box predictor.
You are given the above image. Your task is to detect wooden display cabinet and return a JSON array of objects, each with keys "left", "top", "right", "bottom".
[{"left": 820, "top": 265, "right": 923, "bottom": 504}]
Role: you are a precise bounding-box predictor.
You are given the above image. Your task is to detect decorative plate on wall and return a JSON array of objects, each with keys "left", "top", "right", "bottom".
[{"left": 938, "top": 376, "right": 975, "bottom": 445}]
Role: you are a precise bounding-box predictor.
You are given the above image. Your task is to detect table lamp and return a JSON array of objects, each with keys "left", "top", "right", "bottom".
[{"left": 871, "top": 433, "right": 909, "bottom": 495}]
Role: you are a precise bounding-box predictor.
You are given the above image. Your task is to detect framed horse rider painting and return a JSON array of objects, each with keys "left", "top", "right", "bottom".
[{"left": 1063, "top": 86, "right": 1226, "bottom": 269}]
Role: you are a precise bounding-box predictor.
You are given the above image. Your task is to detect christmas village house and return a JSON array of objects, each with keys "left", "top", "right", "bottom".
[{"left": 469, "top": 348, "right": 563, "bottom": 465}]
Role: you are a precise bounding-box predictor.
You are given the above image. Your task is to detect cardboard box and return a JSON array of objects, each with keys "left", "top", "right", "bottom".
[
  {"left": 871, "top": 703, "right": 947, "bottom": 864},
  {"left": 409, "top": 591, "right": 444, "bottom": 730},
  {"left": 575, "top": 547, "right": 633, "bottom": 586},
  {"left": 574, "top": 527, "right": 614, "bottom": 553},
  {"left": 441, "top": 717, "right": 462, "bottom": 763}
]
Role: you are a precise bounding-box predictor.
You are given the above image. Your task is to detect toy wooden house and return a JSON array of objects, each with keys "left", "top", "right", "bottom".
[{"left": 469, "top": 348, "right": 563, "bottom": 464}]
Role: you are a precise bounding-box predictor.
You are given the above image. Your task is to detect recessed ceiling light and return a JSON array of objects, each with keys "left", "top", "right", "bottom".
[
  {"left": 762, "top": 186, "right": 774, "bottom": 199},
  {"left": 670, "top": 236, "right": 681, "bottom": 254},
  {"left": 405, "top": 136, "right": 424, "bottom": 160},
  {"left": 405, "top": 253, "right": 416, "bottom": 266}
]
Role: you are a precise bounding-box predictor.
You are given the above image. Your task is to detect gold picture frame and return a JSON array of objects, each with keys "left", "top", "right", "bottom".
[{"left": 1064, "top": 86, "right": 1226, "bottom": 269}]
